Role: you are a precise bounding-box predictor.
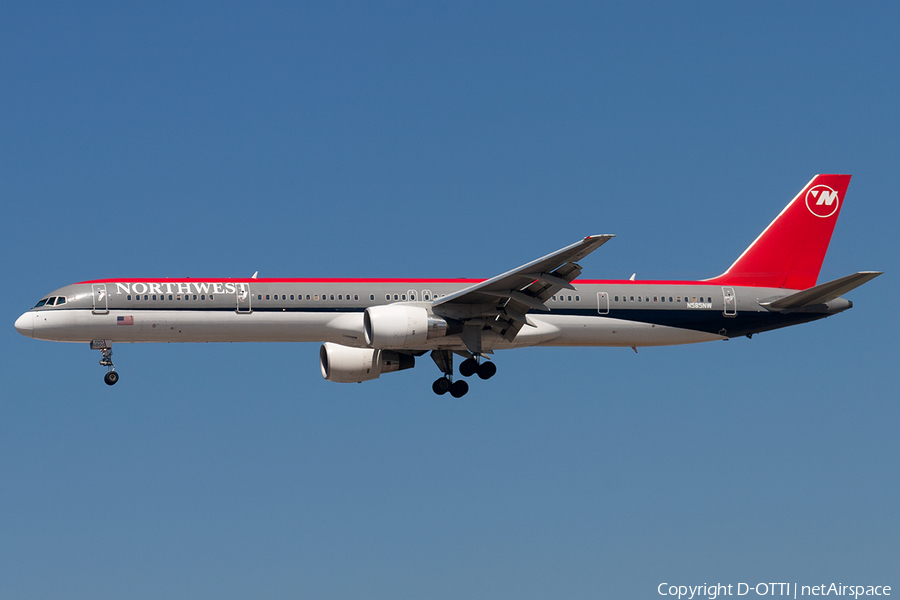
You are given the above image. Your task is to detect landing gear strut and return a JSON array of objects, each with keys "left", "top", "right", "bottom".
[{"left": 93, "top": 341, "right": 119, "bottom": 386}]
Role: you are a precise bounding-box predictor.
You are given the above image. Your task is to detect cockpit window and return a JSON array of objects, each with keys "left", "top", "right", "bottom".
[
  {"left": 46, "top": 297, "right": 57, "bottom": 305},
  {"left": 34, "top": 298, "right": 49, "bottom": 308},
  {"left": 56, "top": 296, "right": 66, "bottom": 305}
]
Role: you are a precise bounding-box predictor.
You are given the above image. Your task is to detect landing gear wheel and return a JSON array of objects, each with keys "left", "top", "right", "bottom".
[
  {"left": 477, "top": 361, "right": 497, "bottom": 380},
  {"left": 104, "top": 371, "right": 119, "bottom": 386},
  {"left": 459, "top": 358, "right": 478, "bottom": 377},
  {"left": 432, "top": 377, "right": 451, "bottom": 395},
  {"left": 449, "top": 380, "right": 469, "bottom": 398}
]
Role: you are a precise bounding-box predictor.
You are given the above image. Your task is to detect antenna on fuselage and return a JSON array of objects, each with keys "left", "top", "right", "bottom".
[
  {"left": 629, "top": 273, "right": 636, "bottom": 281},
  {"left": 251, "top": 271, "right": 258, "bottom": 279}
]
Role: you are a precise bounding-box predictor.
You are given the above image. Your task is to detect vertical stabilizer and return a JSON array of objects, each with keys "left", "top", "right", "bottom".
[{"left": 706, "top": 174, "right": 851, "bottom": 290}]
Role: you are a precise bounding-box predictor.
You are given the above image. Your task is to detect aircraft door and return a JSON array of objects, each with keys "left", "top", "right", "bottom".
[
  {"left": 236, "top": 283, "right": 252, "bottom": 313},
  {"left": 92, "top": 284, "right": 109, "bottom": 315},
  {"left": 722, "top": 287, "right": 737, "bottom": 317},
  {"left": 597, "top": 292, "right": 609, "bottom": 315}
]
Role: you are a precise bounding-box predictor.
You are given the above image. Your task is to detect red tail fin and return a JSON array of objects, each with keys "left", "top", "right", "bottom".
[{"left": 706, "top": 174, "right": 851, "bottom": 290}]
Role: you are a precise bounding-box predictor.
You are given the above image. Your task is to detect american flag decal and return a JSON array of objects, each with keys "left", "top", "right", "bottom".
[{"left": 117, "top": 316, "right": 134, "bottom": 326}]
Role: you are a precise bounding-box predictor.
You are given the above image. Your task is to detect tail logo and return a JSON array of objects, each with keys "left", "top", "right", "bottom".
[{"left": 805, "top": 184, "right": 840, "bottom": 218}]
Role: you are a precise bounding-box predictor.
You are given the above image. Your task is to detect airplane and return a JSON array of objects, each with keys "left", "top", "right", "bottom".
[{"left": 14, "top": 174, "right": 881, "bottom": 397}]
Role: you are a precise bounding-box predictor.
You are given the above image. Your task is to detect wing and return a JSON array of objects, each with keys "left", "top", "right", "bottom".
[{"left": 432, "top": 235, "right": 614, "bottom": 352}]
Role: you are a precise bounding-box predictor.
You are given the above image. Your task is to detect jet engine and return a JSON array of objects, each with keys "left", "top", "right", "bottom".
[
  {"left": 363, "top": 305, "right": 449, "bottom": 349},
  {"left": 319, "top": 342, "right": 414, "bottom": 383}
]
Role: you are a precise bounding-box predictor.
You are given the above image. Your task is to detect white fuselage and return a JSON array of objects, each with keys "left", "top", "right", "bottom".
[{"left": 19, "top": 277, "right": 834, "bottom": 351}]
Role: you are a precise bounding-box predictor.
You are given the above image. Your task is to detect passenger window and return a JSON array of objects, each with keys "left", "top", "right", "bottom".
[
  {"left": 630, "top": 296, "right": 634, "bottom": 302},
  {"left": 669, "top": 297, "right": 673, "bottom": 302},
  {"left": 329, "top": 294, "right": 334, "bottom": 300},
  {"left": 168, "top": 295, "right": 173, "bottom": 300},
  {"left": 575, "top": 296, "right": 580, "bottom": 301},
  {"left": 654, "top": 296, "right": 658, "bottom": 302},
  {"left": 354, "top": 295, "right": 359, "bottom": 301},
  {"left": 200, "top": 295, "right": 204, "bottom": 300},
  {"left": 410, "top": 292, "right": 416, "bottom": 301},
  {"left": 614, "top": 296, "right": 619, "bottom": 302},
  {"left": 266, "top": 295, "right": 270, "bottom": 300},
  {"left": 385, "top": 294, "right": 390, "bottom": 301},
  {"left": 638, "top": 296, "right": 641, "bottom": 302},
  {"left": 152, "top": 295, "right": 157, "bottom": 300},
  {"left": 306, "top": 295, "right": 311, "bottom": 300},
  {"left": 393, "top": 294, "right": 399, "bottom": 301},
  {"left": 567, "top": 296, "right": 572, "bottom": 302},
  {"left": 258, "top": 295, "right": 262, "bottom": 300},
  {"left": 401, "top": 294, "right": 407, "bottom": 301}
]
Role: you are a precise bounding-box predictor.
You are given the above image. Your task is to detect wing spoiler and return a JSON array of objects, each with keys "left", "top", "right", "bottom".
[{"left": 760, "top": 271, "right": 882, "bottom": 311}]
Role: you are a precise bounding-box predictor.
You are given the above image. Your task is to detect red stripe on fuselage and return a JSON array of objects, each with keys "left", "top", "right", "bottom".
[
  {"left": 77, "top": 277, "right": 711, "bottom": 286},
  {"left": 77, "top": 277, "right": 487, "bottom": 285}
]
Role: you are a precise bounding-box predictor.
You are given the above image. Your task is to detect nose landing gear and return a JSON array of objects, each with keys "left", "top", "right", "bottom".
[
  {"left": 92, "top": 340, "right": 119, "bottom": 386},
  {"left": 104, "top": 369, "right": 119, "bottom": 386}
]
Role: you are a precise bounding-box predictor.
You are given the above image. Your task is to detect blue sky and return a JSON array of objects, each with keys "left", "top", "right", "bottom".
[{"left": 2, "top": 2, "right": 897, "bottom": 598}]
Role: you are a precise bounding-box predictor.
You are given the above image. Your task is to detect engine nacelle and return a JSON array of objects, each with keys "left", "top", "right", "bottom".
[
  {"left": 363, "top": 305, "right": 448, "bottom": 349},
  {"left": 319, "top": 342, "right": 414, "bottom": 383}
]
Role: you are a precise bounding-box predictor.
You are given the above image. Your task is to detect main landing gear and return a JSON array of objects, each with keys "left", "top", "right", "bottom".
[
  {"left": 92, "top": 340, "right": 119, "bottom": 385},
  {"left": 430, "top": 350, "right": 496, "bottom": 398},
  {"left": 458, "top": 357, "right": 497, "bottom": 380},
  {"left": 432, "top": 376, "right": 468, "bottom": 398}
]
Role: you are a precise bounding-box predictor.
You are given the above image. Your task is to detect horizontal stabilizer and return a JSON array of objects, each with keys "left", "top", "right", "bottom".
[{"left": 760, "top": 271, "right": 882, "bottom": 310}]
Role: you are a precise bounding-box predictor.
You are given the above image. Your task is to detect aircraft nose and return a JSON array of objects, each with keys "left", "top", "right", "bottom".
[{"left": 14, "top": 312, "right": 33, "bottom": 338}]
